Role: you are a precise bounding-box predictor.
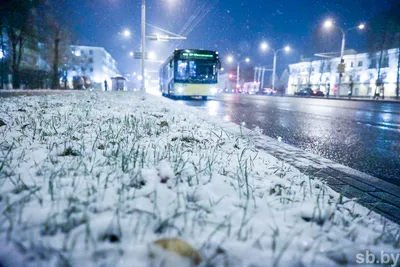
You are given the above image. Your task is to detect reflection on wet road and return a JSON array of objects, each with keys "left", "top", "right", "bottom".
[{"left": 177, "top": 94, "right": 400, "bottom": 186}]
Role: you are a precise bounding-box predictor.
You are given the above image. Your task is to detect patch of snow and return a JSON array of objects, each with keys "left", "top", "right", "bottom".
[{"left": 0, "top": 91, "right": 398, "bottom": 267}]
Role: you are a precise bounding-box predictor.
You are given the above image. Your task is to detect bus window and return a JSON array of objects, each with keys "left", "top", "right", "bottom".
[
  {"left": 177, "top": 61, "right": 188, "bottom": 79},
  {"left": 188, "top": 61, "right": 216, "bottom": 81}
]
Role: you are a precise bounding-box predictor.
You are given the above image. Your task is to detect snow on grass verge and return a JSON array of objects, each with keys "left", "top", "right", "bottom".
[{"left": 0, "top": 92, "right": 399, "bottom": 267}]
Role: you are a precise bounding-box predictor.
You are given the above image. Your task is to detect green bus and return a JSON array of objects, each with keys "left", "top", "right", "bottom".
[{"left": 159, "top": 49, "right": 221, "bottom": 100}]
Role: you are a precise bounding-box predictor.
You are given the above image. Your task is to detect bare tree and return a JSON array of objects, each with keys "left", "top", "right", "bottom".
[
  {"left": 366, "top": 3, "right": 400, "bottom": 98},
  {"left": 37, "top": 0, "right": 74, "bottom": 89},
  {"left": 0, "top": 0, "right": 42, "bottom": 88}
]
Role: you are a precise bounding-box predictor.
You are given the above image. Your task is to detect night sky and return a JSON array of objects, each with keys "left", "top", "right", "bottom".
[{"left": 59, "top": 0, "right": 394, "bottom": 77}]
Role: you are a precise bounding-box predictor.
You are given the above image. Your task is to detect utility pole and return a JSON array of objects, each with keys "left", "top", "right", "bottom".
[
  {"left": 337, "top": 30, "right": 346, "bottom": 98},
  {"left": 272, "top": 52, "right": 277, "bottom": 90},
  {"left": 254, "top": 66, "right": 272, "bottom": 91},
  {"left": 261, "top": 68, "right": 266, "bottom": 90},
  {"left": 141, "top": 0, "right": 146, "bottom": 92},
  {"left": 236, "top": 63, "right": 240, "bottom": 90}
]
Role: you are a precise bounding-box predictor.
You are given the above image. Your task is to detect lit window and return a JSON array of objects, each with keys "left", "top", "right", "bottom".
[{"left": 177, "top": 61, "right": 188, "bottom": 79}]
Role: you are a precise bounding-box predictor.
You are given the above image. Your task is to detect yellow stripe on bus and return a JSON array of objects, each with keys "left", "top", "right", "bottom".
[{"left": 174, "top": 83, "right": 217, "bottom": 96}]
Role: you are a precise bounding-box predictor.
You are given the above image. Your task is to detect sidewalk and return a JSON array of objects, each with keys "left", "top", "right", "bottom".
[
  {"left": 0, "top": 91, "right": 398, "bottom": 266},
  {"left": 212, "top": 113, "right": 400, "bottom": 224},
  {"left": 252, "top": 135, "right": 400, "bottom": 224},
  {"left": 286, "top": 94, "right": 400, "bottom": 104}
]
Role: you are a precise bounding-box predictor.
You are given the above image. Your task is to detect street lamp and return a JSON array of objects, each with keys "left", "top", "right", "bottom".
[
  {"left": 139, "top": 0, "right": 185, "bottom": 93},
  {"left": 141, "top": 0, "right": 146, "bottom": 92},
  {"left": 123, "top": 29, "right": 131, "bottom": 38},
  {"left": 260, "top": 42, "right": 268, "bottom": 51},
  {"left": 226, "top": 56, "right": 250, "bottom": 90},
  {"left": 260, "top": 42, "right": 291, "bottom": 91},
  {"left": 148, "top": 51, "right": 157, "bottom": 60},
  {"left": 236, "top": 58, "right": 250, "bottom": 90},
  {"left": 323, "top": 19, "right": 365, "bottom": 97}
]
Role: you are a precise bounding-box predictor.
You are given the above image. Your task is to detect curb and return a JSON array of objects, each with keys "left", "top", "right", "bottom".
[
  {"left": 263, "top": 94, "right": 400, "bottom": 104},
  {"left": 196, "top": 106, "right": 400, "bottom": 225},
  {"left": 220, "top": 93, "right": 400, "bottom": 104},
  {"left": 252, "top": 134, "right": 400, "bottom": 224}
]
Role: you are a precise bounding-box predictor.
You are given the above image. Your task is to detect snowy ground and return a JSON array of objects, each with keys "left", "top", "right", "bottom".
[{"left": 0, "top": 92, "right": 399, "bottom": 267}]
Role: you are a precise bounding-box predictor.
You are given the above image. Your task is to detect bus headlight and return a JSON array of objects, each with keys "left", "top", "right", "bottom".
[
  {"left": 211, "top": 87, "right": 218, "bottom": 94},
  {"left": 177, "top": 87, "right": 183, "bottom": 93}
]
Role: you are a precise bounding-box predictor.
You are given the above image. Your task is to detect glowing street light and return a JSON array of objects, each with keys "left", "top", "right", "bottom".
[
  {"left": 123, "top": 29, "right": 131, "bottom": 38},
  {"left": 227, "top": 55, "right": 234, "bottom": 63},
  {"left": 129, "top": 51, "right": 134, "bottom": 57},
  {"left": 324, "top": 19, "right": 334, "bottom": 29},
  {"left": 323, "top": 19, "right": 366, "bottom": 97},
  {"left": 284, "top": 46, "right": 291, "bottom": 52},
  {"left": 245, "top": 57, "right": 250, "bottom": 63},
  {"left": 148, "top": 51, "right": 157, "bottom": 60},
  {"left": 260, "top": 42, "right": 268, "bottom": 51}
]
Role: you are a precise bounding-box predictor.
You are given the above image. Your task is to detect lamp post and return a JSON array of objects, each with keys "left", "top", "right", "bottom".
[
  {"left": 324, "top": 19, "right": 365, "bottom": 97},
  {"left": 140, "top": 0, "right": 146, "bottom": 92},
  {"left": 125, "top": 0, "right": 184, "bottom": 93},
  {"left": 237, "top": 58, "right": 250, "bottom": 90},
  {"left": 260, "top": 42, "right": 291, "bottom": 91},
  {"left": 227, "top": 56, "right": 250, "bottom": 90}
]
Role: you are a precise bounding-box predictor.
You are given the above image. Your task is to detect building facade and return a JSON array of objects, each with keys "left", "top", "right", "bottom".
[
  {"left": 288, "top": 48, "right": 400, "bottom": 97},
  {"left": 64, "top": 45, "right": 120, "bottom": 90}
]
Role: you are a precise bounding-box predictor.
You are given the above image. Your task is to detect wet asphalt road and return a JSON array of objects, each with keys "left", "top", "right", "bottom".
[{"left": 177, "top": 94, "right": 400, "bottom": 186}]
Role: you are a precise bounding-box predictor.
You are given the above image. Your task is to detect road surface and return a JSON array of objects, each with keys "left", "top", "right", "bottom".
[{"left": 179, "top": 94, "right": 400, "bottom": 186}]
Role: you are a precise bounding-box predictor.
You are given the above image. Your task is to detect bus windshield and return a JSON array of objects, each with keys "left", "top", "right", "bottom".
[{"left": 176, "top": 60, "right": 217, "bottom": 83}]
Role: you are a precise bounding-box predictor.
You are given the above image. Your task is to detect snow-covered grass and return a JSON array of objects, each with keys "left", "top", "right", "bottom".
[{"left": 0, "top": 92, "right": 399, "bottom": 267}]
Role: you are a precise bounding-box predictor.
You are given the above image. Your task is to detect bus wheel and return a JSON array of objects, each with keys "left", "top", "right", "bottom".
[{"left": 202, "top": 96, "right": 208, "bottom": 101}]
